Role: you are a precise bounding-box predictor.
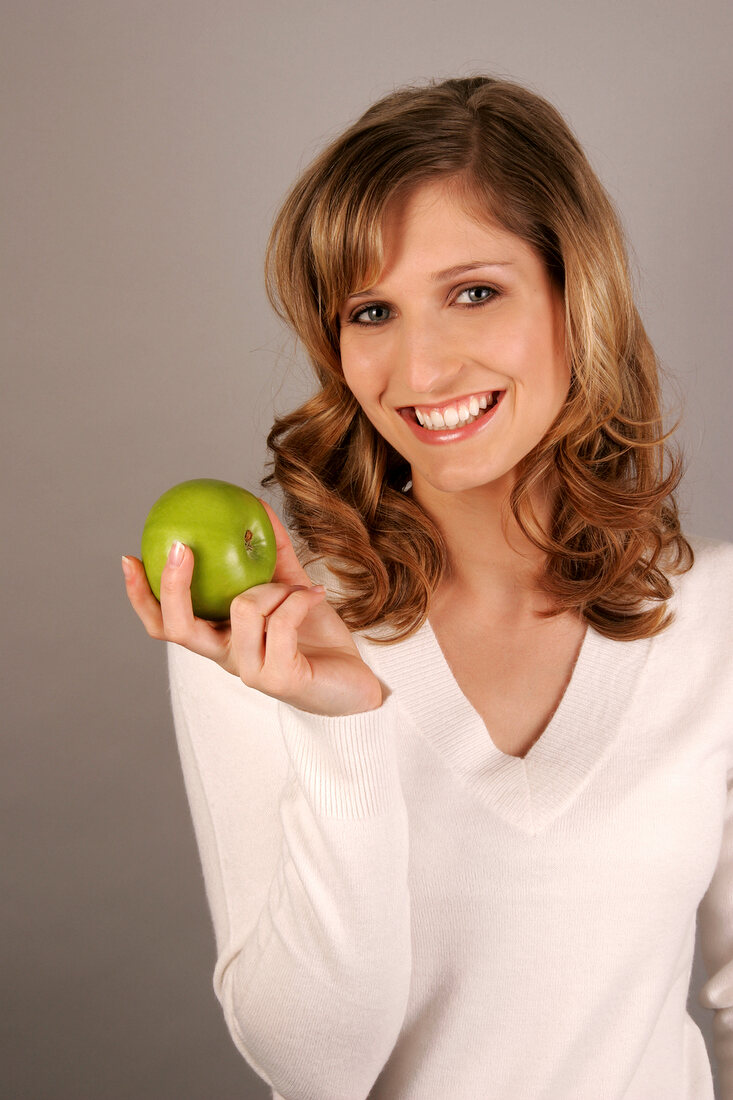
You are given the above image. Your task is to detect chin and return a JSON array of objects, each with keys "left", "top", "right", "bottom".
[{"left": 415, "top": 465, "right": 517, "bottom": 497}]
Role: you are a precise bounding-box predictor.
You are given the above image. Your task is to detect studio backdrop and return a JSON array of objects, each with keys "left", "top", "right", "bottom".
[{"left": 3, "top": 1, "right": 731, "bottom": 1097}]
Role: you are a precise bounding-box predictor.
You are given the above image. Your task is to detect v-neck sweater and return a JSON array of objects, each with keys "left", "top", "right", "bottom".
[{"left": 166, "top": 534, "right": 733, "bottom": 1100}]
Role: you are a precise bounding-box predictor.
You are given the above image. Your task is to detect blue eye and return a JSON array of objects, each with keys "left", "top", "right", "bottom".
[
  {"left": 349, "top": 304, "right": 391, "bottom": 325},
  {"left": 455, "top": 285, "right": 497, "bottom": 305}
]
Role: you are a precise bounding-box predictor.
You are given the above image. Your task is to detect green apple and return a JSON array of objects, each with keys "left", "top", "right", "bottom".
[{"left": 141, "top": 478, "right": 277, "bottom": 621}]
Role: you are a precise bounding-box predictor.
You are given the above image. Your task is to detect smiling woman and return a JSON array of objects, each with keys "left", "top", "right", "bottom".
[
  {"left": 263, "top": 77, "right": 693, "bottom": 644},
  {"left": 123, "top": 74, "right": 733, "bottom": 1100},
  {"left": 336, "top": 184, "right": 571, "bottom": 512}
]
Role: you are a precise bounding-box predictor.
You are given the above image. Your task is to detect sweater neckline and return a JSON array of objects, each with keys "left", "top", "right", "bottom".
[{"left": 366, "top": 618, "right": 654, "bottom": 835}]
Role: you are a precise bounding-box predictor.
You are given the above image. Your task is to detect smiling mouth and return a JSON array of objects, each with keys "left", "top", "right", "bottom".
[{"left": 399, "top": 390, "right": 503, "bottom": 430}]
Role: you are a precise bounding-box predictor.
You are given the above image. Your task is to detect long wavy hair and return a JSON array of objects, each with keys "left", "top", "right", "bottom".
[{"left": 261, "top": 75, "right": 693, "bottom": 644}]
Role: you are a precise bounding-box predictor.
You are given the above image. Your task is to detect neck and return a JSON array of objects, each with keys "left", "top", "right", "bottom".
[{"left": 411, "top": 472, "right": 555, "bottom": 615}]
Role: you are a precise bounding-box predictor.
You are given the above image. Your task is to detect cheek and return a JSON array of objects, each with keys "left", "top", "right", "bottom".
[
  {"left": 536, "top": 361, "right": 571, "bottom": 421},
  {"left": 554, "top": 341, "right": 572, "bottom": 397},
  {"left": 527, "top": 315, "right": 570, "bottom": 393},
  {"left": 340, "top": 348, "right": 385, "bottom": 409},
  {"left": 339, "top": 345, "right": 362, "bottom": 400},
  {"left": 341, "top": 366, "right": 369, "bottom": 410}
]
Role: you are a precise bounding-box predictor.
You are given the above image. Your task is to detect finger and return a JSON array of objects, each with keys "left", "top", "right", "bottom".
[
  {"left": 229, "top": 583, "right": 324, "bottom": 686},
  {"left": 122, "top": 555, "right": 166, "bottom": 639},
  {"left": 261, "top": 587, "right": 326, "bottom": 680},
  {"left": 155, "top": 542, "right": 235, "bottom": 659},
  {"left": 156, "top": 541, "right": 201, "bottom": 644},
  {"left": 257, "top": 498, "right": 314, "bottom": 588}
]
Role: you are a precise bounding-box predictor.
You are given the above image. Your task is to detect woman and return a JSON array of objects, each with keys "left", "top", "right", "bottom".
[{"left": 122, "top": 76, "right": 733, "bottom": 1099}]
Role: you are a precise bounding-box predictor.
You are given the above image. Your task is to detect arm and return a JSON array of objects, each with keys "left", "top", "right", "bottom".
[
  {"left": 168, "top": 641, "right": 412, "bottom": 1100},
  {"left": 697, "top": 765, "right": 733, "bottom": 1100}
]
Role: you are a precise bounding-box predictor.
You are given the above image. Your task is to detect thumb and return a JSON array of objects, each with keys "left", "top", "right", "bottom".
[{"left": 257, "top": 497, "right": 313, "bottom": 587}]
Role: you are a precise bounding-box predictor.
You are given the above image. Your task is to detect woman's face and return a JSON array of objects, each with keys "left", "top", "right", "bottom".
[{"left": 337, "top": 179, "right": 570, "bottom": 499}]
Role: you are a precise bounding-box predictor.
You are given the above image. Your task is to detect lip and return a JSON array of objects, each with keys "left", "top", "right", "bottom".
[{"left": 398, "top": 390, "right": 505, "bottom": 444}]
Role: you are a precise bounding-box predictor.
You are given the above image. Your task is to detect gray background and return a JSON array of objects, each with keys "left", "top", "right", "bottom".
[{"left": 3, "top": 1, "right": 731, "bottom": 1097}]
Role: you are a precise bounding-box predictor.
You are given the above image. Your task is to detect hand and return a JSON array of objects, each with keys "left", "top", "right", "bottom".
[{"left": 122, "top": 499, "right": 384, "bottom": 717}]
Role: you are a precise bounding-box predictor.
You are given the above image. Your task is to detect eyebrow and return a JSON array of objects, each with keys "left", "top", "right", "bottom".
[{"left": 344, "top": 261, "right": 514, "bottom": 302}]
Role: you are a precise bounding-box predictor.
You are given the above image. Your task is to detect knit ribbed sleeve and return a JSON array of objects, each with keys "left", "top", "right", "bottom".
[
  {"left": 167, "top": 643, "right": 411, "bottom": 1100},
  {"left": 277, "top": 695, "right": 406, "bottom": 817}
]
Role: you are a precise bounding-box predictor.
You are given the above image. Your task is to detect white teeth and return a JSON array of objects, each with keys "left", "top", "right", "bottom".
[
  {"left": 412, "top": 391, "right": 499, "bottom": 431},
  {"left": 421, "top": 410, "right": 479, "bottom": 430}
]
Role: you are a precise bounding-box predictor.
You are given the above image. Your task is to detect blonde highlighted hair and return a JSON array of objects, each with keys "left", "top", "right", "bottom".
[{"left": 261, "top": 75, "right": 693, "bottom": 643}]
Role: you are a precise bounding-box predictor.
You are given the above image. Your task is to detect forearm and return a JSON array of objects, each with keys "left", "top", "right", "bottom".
[{"left": 168, "top": 644, "right": 411, "bottom": 1098}]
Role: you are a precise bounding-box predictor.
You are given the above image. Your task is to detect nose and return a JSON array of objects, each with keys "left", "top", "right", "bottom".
[{"left": 394, "top": 314, "right": 463, "bottom": 397}]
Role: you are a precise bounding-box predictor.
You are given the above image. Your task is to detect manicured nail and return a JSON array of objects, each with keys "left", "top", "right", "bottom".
[
  {"left": 121, "top": 555, "right": 133, "bottom": 580},
  {"left": 168, "top": 540, "right": 185, "bottom": 567}
]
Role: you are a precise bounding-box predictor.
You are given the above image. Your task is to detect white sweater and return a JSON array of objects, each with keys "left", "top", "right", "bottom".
[{"left": 167, "top": 533, "right": 733, "bottom": 1100}]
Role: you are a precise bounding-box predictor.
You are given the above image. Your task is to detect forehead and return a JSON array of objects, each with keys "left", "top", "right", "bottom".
[{"left": 377, "top": 178, "right": 530, "bottom": 274}]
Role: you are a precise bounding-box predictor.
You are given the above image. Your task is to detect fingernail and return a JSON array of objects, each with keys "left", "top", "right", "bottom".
[
  {"left": 168, "top": 540, "right": 185, "bottom": 567},
  {"left": 121, "top": 555, "right": 133, "bottom": 580}
]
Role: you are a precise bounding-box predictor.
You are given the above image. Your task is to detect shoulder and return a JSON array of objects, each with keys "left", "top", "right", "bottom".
[
  {"left": 167, "top": 638, "right": 228, "bottom": 696},
  {"left": 673, "top": 533, "right": 733, "bottom": 588},
  {"left": 667, "top": 533, "right": 733, "bottom": 630},
  {"left": 167, "top": 641, "right": 281, "bottom": 725}
]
